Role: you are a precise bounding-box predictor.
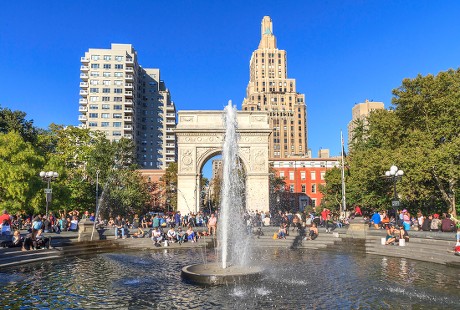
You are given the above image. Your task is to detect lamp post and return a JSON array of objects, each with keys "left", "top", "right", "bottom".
[
  {"left": 39, "top": 171, "right": 59, "bottom": 217},
  {"left": 385, "top": 165, "right": 404, "bottom": 223}
]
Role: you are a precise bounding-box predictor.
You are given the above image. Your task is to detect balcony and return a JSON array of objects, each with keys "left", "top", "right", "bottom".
[
  {"left": 80, "top": 65, "right": 89, "bottom": 71},
  {"left": 124, "top": 99, "right": 133, "bottom": 106},
  {"left": 166, "top": 120, "right": 175, "bottom": 124},
  {"left": 166, "top": 143, "right": 175, "bottom": 147},
  {"left": 78, "top": 106, "right": 88, "bottom": 112},
  {"left": 166, "top": 113, "right": 176, "bottom": 118},
  {"left": 79, "top": 98, "right": 88, "bottom": 104},
  {"left": 124, "top": 134, "right": 133, "bottom": 139},
  {"left": 166, "top": 157, "right": 175, "bottom": 162},
  {"left": 80, "top": 73, "right": 89, "bottom": 80},
  {"left": 125, "top": 91, "right": 133, "bottom": 97},
  {"left": 78, "top": 124, "right": 87, "bottom": 129},
  {"left": 80, "top": 57, "right": 89, "bottom": 63},
  {"left": 79, "top": 90, "right": 88, "bottom": 96},
  {"left": 126, "top": 58, "right": 134, "bottom": 66},
  {"left": 124, "top": 107, "right": 133, "bottom": 114},
  {"left": 79, "top": 82, "right": 88, "bottom": 88},
  {"left": 166, "top": 135, "right": 175, "bottom": 140},
  {"left": 78, "top": 115, "right": 87, "bottom": 121},
  {"left": 125, "top": 83, "right": 133, "bottom": 89},
  {"left": 166, "top": 105, "right": 175, "bottom": 111},
  {"left": 126, "top": 74, "right": 133, "bottom": 81},
  {"left": 124, "top": 116, "right": 132, "bottom": 122},
  {"left": 124, "top": 125, "right": 132, "bottom": 130},
  {"left": 125, "top": 67, "right": 134, "bottom": 72}
]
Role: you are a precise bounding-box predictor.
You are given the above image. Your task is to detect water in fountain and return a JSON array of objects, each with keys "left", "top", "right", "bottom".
[{"left": 219, "top": 100, "right": 250, "bottom": 269}]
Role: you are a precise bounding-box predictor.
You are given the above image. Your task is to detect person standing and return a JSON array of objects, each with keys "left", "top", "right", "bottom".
[{"left": 207, "top": 213, "right": 217, "bottom": 236}]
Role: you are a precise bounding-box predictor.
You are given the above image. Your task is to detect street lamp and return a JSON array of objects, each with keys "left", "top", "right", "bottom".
[
  {"left": 39, "top": 171, "right": 59, "bottom": 217},
  {"left": 385, "top": 165, "right": 404, "bottom": 223}
]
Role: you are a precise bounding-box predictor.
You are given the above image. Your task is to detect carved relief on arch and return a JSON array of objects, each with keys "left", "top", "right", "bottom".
[
  {"left": 180, "top": 148, "right": 194, "bottom": 172},
  {"left": 252, "top": 148, "right": 267, "bottom": 172}
]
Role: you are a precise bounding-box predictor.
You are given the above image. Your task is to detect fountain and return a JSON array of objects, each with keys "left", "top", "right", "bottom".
[{"left": 181, "top": 101, "right": 264, "bottom": 285}]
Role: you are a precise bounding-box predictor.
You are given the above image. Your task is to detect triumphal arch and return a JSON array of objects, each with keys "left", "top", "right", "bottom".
[{"left": 174, "top": 110, "right": 271, "bottom": 215}]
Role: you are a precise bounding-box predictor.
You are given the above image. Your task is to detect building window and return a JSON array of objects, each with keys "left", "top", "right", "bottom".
[
  {"left": 311, "top": 199, "right": 316, "bottom": 207},
  {"left": 114, "top": 72, "right": 123, "bottom": 77},
  {"left": 114, "top": 80, "right": 123, "bottom": 86},
  {"left": 114, "top": 88, "right": 122, "bottom": 93},
  {"left": 113, "top": 113, "right": 122, "bottom": 119},
  {"left": 289, "top": 184, "right": 294, "bottom": 193},
  {"left": 91, "top": 64, "right": 99, "bottom": 69},
  {"left": 103, "top": 55, "right": 111, "bottom": 60},
  {"left": 300, "top": 172, "right": 306, "bottom": 180},
  {"left": 102, "top": 104, "right": 110, "bottom": 109},
  {"left": 102, "top": 88, "right": 110, "bottom": 93},
  {"left": 101, "top": 122, "right": 109, "bottom": 127},
  {"left": 91, "top": 55, "right": 100, "bottom": 60},
  {"left": 289, "top": 172, "right": 294, "bottom": 180},
  {"left": 88, "top": 122, "right": 97, "bottom": 127},
  {"left": 321, "top": 172, "right": 325, "bottom": 180},
  {"left": 279, "top": 171, "right": 284, "bottom": 178},
  {"left": 89, "top": 113, "right": 98, "bottom": 118},
  {"left": 301, "top": 184, "right": 306, "bottom": 193},
  {"left": 115, "top": 64, "right": 123, "bottom": 69},
  {"left": 113, "top": 97, "right": 122, "bottom": 102},
  {"left": 101, "top": 113, "right": 109, "bottom": 118},
  {"left": 103, "top": 64, "right": 111, "bottom": 69},
  {"left": 90, "top": 96, "right": 98, "bottom": 102},
  {"left": 311, "top": 184, "right": 316, "bottom": 193},
  {"left": 311, "top": 172, "right": 316, "bottom": 180},
  {"left": 113, "top": 131, "right": 121, "bottom": 136},
  {"left": 103, "top": 72, "right": 111, "bottom": 77},
  {"left": 114, "top": 105, "right": 122, "bottom": 110},
  {"left": 102, "top": 96, "right": 110, "bottom": 102},
  {"left": 113, "top": 122, "right": 122, "bottom": 127},
  {"left": 115, "top": 56, "right": 123, "bottom": 61},
  {"left": 90, "top": 88, "right": 99, "bottom": 93},
  {"left": 90, "top": 80, "right": 99, "bottom": 85},
  {"left": 89, "top": 104, "right": 98, "bottom": 110}
]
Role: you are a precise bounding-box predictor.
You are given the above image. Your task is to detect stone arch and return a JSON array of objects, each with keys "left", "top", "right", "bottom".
[{"left": 174, "top": 110, "right": 271, "bottom": 214}]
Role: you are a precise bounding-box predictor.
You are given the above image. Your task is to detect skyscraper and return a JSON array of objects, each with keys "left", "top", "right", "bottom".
[
  {"left": 78, "top": 44, "right": 177, "bottom": 169},
  {"left": 242, "top": 16, "right": 307, "bottom": 159},
  {"left": 347, "top": 99, "right": 384, "bottom": 145}
]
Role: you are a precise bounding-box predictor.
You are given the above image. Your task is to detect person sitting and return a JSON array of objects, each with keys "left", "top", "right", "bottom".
[
  {"left": 398, "top": 225, "right": 409, "bottom": 243},
  {"left": 385, "top": 225, "right": 397, "bottom": 245},
  {"left": 151, "top": 227, "right": 163, "bottom": 246},
  {"left": 1, "top": 219, "right": 11, "bottom": 236},
  {"left": 131, "top": 227, "right": 145, "bottom": 238},
  {"left": 114, "top": 215, "right": 125, "bottom": 239},
  {"left": 186, "top": 226, "right": 197, "bottom": 242},
  {"left": 277, "top": 224, "right": 287, "bottom": 239},
  {"left": 10, "top": 230, "right": 23, "bottom": 248},
  {"left": 431, "top": 214, "right": 441, "bottom": 231},
  {"left": 166, "top": 227, "right": 177, "bottom": 243},
  {"left": 69, "top": 216, "right": 79, "bottom": 232},
  {"left": 441, "top": 214, "right": 456, "bottom": 232},
  {"left": 33, "top": 229, "right": 50, "bottom": 249},
  {"left": 176, "top": 227, "right": 186, "bottom": 244},
  {"left": 370, "top": 211, "right": 382, "bottom": 229},
  {"left": 421, "top": 215, "right": 432, "bottom": 231},
  {"left": 305, "top": 223, "right": 319, "bottom": 240}
]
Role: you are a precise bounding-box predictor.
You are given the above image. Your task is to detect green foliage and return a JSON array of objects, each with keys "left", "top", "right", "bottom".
[
  {"left": 326, "top": 69, "right": 460, "bottom": 216},
  {"left": 0, "top": 106, "right": 38, "bottom": 144},
  {"left": 0, "top": 131, "right": 44, "bottom": 213}
]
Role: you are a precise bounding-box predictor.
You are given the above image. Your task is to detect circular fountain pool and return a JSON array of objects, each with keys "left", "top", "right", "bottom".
[{"left": 1, "top": 248, "right": 458, "bottom": 309}]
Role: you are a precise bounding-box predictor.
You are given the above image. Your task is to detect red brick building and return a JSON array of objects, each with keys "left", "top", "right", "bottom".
[{"left": 271, "top": 158, "right": 340, "bottom": 211}]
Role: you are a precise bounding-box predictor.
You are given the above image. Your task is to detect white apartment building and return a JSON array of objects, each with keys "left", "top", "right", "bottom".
[{"left": 78, "top": 43, "right": 176, "bottom": 169}]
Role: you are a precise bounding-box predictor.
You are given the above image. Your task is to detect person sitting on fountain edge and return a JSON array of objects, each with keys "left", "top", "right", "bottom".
[
  {"left": 114, "top": 215, "right": 126, "bottom": 239},
  {"left": 167, "top": 227, "right": 177, "bottom": 243},
  {"left": 151, "top": 227, "right": 163, "bottom": 246},
  {"left": 305, "top": 222, "right": 319, "bottom": 241}
]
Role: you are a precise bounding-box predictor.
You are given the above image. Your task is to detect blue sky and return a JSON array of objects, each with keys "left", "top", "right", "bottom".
[{"left": 1, "top": 1, "right": 460, "bottom": 164}]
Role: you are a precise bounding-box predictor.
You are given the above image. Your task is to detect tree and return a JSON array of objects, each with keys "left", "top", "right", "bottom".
[
  {"left": 0, "top": 131, "right": 44, "bottom": 213},
  {"left": 160, "top": 163, "right": 178, "bottom": 211},
  {"left": 0, "top": 106, "right": 38, "bottom": 144}
]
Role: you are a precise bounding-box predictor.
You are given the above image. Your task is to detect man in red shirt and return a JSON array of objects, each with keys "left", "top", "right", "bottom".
[
  {"left": 0, "top": 210, "right": 11, "bottom": 225},
  {"left": 321, "top": 208, "right": 330, "bottom": 231}
]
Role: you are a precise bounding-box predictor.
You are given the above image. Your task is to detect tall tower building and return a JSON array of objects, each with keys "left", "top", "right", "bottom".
[
  {"left": 347, "top": 99, "right": 384, "bottom": 145},
  {"left": 242, "top": 16, "right": 307, "bottom": 159},
  {"left": 78, "top": 44, "right": 176, "bottom": 169}
]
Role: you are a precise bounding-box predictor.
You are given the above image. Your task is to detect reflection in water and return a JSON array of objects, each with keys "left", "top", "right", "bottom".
[{"left": 0, "top": 249, "right": 459, "bottom": 309}]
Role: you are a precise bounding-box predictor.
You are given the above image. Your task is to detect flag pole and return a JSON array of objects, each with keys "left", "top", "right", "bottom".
[{"left": 340, "top": 131, "right": 347, "bottom": 218}]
